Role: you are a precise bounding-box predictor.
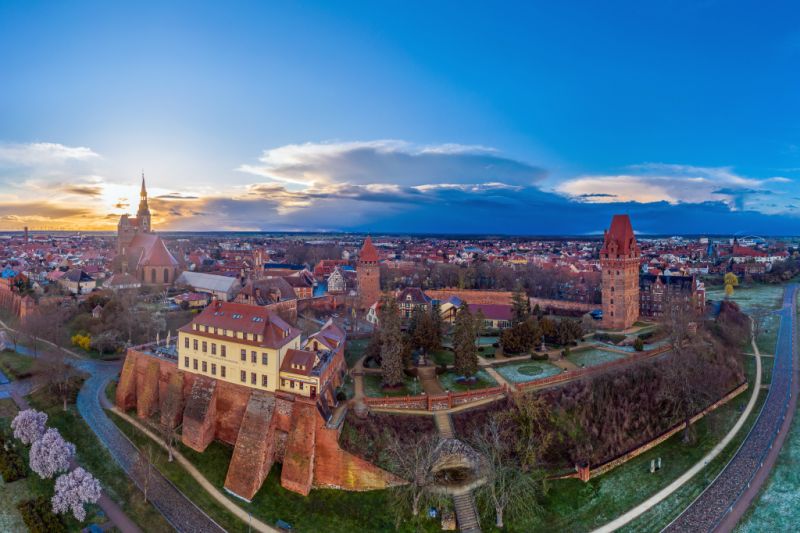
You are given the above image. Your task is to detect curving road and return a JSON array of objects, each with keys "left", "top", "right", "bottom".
[
  {"left": 664, "top": 284, "right": 798, "bottom": 532},
  {"left": 1, "top": 326, "right": 227, "bottom": 533}
]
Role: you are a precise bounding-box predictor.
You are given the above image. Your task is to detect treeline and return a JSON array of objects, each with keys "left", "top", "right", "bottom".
[
  {"left": 454, "top": 301, "right": 748, "bottom": 469},
  {"left": 380, "top": 262, "right": 601, "bottom": 304}
]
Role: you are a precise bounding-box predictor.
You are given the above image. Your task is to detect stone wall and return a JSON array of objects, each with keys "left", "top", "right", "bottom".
[
  {"left": 115, "top": 347, "right": 401, "bottom": 497},
  {"left": 529, "top": 297, "right": 593, "bottom": 313},
  {"left": 424, "top": 289, "right": 513, "bottom": 305}
]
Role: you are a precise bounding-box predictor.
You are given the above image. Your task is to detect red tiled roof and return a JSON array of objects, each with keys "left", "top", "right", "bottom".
[
  {"left": 467, "top": 303, "right": 512, "bottom": 321},
  {"left": 601, "top": 214, "right": 638, "bottom": 255},
  {"left": 179, "top": 301, "right": 299, "bottom": 349},
  {"left": 280, "top": 349, "right": 315, "bottom": 376},
  {"left": 359, "top": 236, "right": 379, "bottom": 263}
]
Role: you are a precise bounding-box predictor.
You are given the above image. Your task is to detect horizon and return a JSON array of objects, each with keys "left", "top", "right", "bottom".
[{"left": 2, "top": 1, "right": 800, "bottom": 234}]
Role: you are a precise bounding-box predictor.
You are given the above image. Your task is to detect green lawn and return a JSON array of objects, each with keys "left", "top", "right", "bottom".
[
  {"left": 430, "top": 349, "right": 454, "bottom": 366},
  {"left": 439, "top": 370, "right": 497, "bottom": 392},
  {"left": 26, "top": 387, "right": 172, "bottom": 533},
  {"left": 0, "top": 350, "right": 35, "bottom": 380},
  {"left": 110, "top": 412, "right": 440, "bottom": 532},
  {"left": 344, "top": 338, "right": 369, "bottom": 368},
  {"left": 362, "top": 374, "right": 417, "bottom": 397}
]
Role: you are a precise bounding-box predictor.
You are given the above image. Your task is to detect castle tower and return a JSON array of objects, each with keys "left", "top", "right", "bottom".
[
  {"left": 137, "top": 173, "right": 152, "bottom": 233},
  {"left": 357, "top": 236, "right": 381, "bottom": 309},
  {"left": 600, "top": 214, "right": 640, "bottom": 330}
]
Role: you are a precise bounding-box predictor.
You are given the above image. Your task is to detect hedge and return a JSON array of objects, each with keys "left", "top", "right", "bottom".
[
  {"left": 17, "top": 497, "right": 67, "bottom": 533},
  {"left": 0, "top": 435, "right": 27, "bottom": 482}
]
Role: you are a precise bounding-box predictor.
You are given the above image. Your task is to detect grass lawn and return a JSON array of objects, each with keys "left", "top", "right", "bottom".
[
  {"left": 0, "top": 398, "right": 17, "bottom": 418},
  {"left": 0, "top": 350, "right": 35, "bottom": 379},
  {"left": 362, "top": 374, "right": 417, "bottom": 397},
  {"left": 344, "top": 338, "right": 369, "bottom": 368},
  {"left": 430, "top": 349, "right": 454, "bottom": 365},
  {"left": 503, "top": 380, "right": 758, "bottom": 533},
  {"left": 26, "top": 387, "right": 172, "bottom": 533},
  {"left": 439, "top": 369, "right": 497, "bottom": 392},
  {"left": 110, "top": 412, "right": 441, "bottom": 532}
]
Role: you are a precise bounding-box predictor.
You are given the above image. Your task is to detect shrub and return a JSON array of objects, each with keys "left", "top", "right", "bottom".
[
  {"left": 633, "top": 337, "right": 645, "bottom": 352},
  {"left": 17, "top": 497, "right": 67, "bottom": 533},
  {"left": 530, "top": 352, "right": 549, "bottom": 361},
  {"left": 70, "top": 333, "right": 91, "bottom": 352},
  {"left": 0, "top": 434, "right": 27, "bottom": 482}
]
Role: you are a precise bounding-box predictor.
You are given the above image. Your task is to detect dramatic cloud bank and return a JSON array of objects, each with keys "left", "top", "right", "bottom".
[{"left": 0, "top": 139, "right": 798, "bottom": 234}]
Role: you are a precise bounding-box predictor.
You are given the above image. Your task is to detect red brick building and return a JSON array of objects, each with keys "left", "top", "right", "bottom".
[
  {"left": 600, "top": 214, "right": 640, "bottom": 330},
  {"left": 357, "top": 236, "right": 381, "bottom": 309}
]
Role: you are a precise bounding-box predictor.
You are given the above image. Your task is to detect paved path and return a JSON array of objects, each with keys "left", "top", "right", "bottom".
[
  {"left": 110, "top": 405, "right": 277, "bottom": 532},
  {"left": 0, "top": 319, "right": 228, "bottom": 533},
  {"left": 419, "top": 366, "right": 445, "bottom": 394},
  {"left": 664, "top": 284, "right": 798, "bottom": 532},
  {"left": 433, "top": 411, "right": 481, "bottom": 532},
  {"left": 592, "top": 312, "right": 770, "bottom": 532}
]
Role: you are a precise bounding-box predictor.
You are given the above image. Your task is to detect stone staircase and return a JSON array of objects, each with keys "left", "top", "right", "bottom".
[
  {"left": 453, "top": 492, "right": 481, "bottom": 532},
  {"left": 433, "top": 412, "right": 482, "bottom": 532}
]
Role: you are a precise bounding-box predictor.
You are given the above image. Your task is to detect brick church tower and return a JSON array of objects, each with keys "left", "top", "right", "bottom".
[
  {"left": 600, "top": 214, "right": 640, "bottom": 330},
  {"left": 357, "top": 236, "right": 381, "bottom": 309}
]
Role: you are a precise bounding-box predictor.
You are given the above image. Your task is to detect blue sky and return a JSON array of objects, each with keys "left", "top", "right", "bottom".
[{"left": 1, "top": 1, "right": 799, "bottom": 234}]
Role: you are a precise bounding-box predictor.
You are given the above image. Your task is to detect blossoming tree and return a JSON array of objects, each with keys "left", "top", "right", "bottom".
[
  {"left": 11, "top": 409, "right": 48, "bottom": 445},
  {"left": 29, "top": 427, "right": 75, "bottom": 479},
  {"left": 52, "top": 467, "right": 102, "bottom": 521}
]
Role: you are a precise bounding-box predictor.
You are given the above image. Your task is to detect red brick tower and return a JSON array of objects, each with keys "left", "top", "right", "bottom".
[
  {"left": 600, "top": 215, "right": 640, "bottom": 330},
  {"left": 357, "top": 236, "right": 381, "bottom": 309}
]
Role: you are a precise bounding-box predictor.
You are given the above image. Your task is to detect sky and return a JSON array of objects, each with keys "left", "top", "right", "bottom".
[{"left": 1, "top": 0, "right": 800, "bottom": 235}]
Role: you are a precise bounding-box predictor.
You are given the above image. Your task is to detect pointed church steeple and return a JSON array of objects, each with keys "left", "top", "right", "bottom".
[{"left": 137, "top": 171, "right": 152, "bottom": 232}]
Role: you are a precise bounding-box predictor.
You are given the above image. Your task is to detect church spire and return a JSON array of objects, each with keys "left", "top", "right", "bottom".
[
  {"left": 140, "top": 171, "right": 147, "bottom": 198},
  {"left": 137, "top": 171, "right": 151, "bottom": 232}
]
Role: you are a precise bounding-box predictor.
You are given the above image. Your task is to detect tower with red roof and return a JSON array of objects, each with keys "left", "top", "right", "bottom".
[
  {"left": 600, "top": 214, "right": 640, "bottom": 330},
  {"left": 357, "top": 236, "right": 381, "bottom": 309}
]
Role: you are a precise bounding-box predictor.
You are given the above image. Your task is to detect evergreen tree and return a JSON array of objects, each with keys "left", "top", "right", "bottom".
[
  {"left": 511, "top": 285, "right": 530, "bottom": 325},
  {"left": 379, "top": 295, "right": 406, "bottom": 386},
  {"left": 454, "top": 302, "right": 479, "bottom": 376}
]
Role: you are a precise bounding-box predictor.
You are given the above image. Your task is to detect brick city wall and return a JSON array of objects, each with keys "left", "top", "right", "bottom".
[
  {"left": 424, "top": 289, "right": 513, "bottom": 305},
  {"left": 529, "top": 297, "right": 594, "bottom": 313},
  {"left": 115, "top": 347, "right": 401, "bottom": 497}
]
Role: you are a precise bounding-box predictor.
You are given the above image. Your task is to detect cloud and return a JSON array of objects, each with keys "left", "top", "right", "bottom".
[
  {"left": 0, "top": 142, "right": 99, "bottom": 166},
  {"left": 557, "top": 163, "right": 788, "bottom": 211},
  {"left": 61, "top": 184, "right": 103, "bottom": 197},
  {"left": 236, "top": 140, "right": 547, "bottom": 187}
]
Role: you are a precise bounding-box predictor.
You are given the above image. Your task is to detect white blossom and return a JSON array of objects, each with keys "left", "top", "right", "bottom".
[
  {"left": 11, "top": 409, "right": 48, "bottom": 445},
  {"left": 52, "top": 467, "right": 102, "bottom": 522},
  {"left": 29, "top": 427, "right": 75, "bottom": 479}
]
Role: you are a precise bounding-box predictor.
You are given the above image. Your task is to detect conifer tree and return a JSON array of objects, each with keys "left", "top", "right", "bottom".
[
  {"left": 511, "top": 285, "right": 530, "bottom": 325},
  {"left": 454, "top": 302, "right": 478, "bottom": 376},
  {"left": 379, "top": 295, "right": 406, "bottom": 386}
]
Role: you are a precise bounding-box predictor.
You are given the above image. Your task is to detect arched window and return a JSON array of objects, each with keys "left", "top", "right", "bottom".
[
  {"left": 151, "top": 269, "right": 156, "bottom": 283},
  {"left": 164, "top": 268, "right": 169, "bottom": 283}
]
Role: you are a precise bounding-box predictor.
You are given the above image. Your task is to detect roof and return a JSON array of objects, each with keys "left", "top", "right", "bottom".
[
  {"left": 359, "top": 236, "right": 379, "bottom": 263},
  {"left": 398, "top": 287, "right": 431, "bottom": 305},
  {"left": 467, "top": 303, "right": 513, "bottom": 321},
  {"left": 176, "top": 271, "right": 240, "bottom": 293},
  {"left": 601, "top": 214, "right": 638, "bottom": 256},
  {"left": 126, "top": 233, "right": 179, "bottom": 268},
  {"left": 106, "top": 272, "right": 140, "bottom": 287},
  {"left": 280, "top": 349, "right": 316, "bottom": 376},
  {"left": 180, "top": 301, "right": 299, "bottom": 349},
  {"left": 63, "top": 269, "right": 94, "bottom": 282}
]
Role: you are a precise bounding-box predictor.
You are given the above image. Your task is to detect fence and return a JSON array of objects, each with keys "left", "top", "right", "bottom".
[{"left": 363, "top": 384, "right": 509, "bottom": 412}]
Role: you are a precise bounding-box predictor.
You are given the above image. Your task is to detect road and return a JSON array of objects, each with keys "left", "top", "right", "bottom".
[
  {"left": 664, "top": 284, "right": 798, "bottom": 532},
  {"left": 1, "top": 324, "right": 226, "bottom": 533}
]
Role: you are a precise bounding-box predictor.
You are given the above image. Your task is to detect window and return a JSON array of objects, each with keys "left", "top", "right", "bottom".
[
  {"left": 164, "top": 268, "right": 170, "bottom": 283},
  {"left": 184, "top": 356, "right": 189, "bottom": 368},
  {"left": 262, "top": 353, "right": 268, "bottom": 365},
  {"left": 221, "top": 366, "right": 226, "bottom": 378},
  {"left": 299, "top": 382, "right": 304, "bottom": 390},
  {"left": 202, "top": 361, "right": 207, "bottom": 372},
  {"left": 221, "top": 345, "right": 226, "bottom": 357},
  {"left": 193, "top": 339, "right": 198, "bottom": 350},
  {"left": 251, "top": 351, "right": 257, "bottom": 363},
  {"left": 240, "top": 370, "right": 246, "bottom": 382},
  {"left": 251, "top": 372, "right": 256, "bottom": 385},
  {"left": 240, "top": 349, "right": 246, "bottom": 361},
  {"left": 211, "top": 343, "right": 216, "bottom": 355},
  {"left": 262, "top": 375, "right": 268, "bottom": 387},
  {"left": 281, "top": 379, "right": 286, "bottom": 387},
  {"left": 290, "top": 380, "right": 295, "bottom": 389},
  {"left": 151, "top": 269, "right": 156, "bottom": 283},
  {"left": 211, "top": 364, "right": 216, "bottom": 375},
  {"left": 184, "top": 337, "right": 189, "bottom": 348},
  {"left": 202, "top": 341, "right": 207, "bottom": 353}
]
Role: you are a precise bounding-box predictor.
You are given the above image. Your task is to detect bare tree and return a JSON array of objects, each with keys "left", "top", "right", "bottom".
[
  {"left": 387, "top": 433, "right": 441, "bottom": 519},
  {"left": 749, "top": 304, "right": 772, "bottom": 349},
  {"left": 159, "top": 381, "right": 183, "bottom": 462},
  {"left": 472, "top": 418, "right": 546, "bottom": 528},
  {"left": 35, "top": 350, "right": 78, "bottom": 411},
  {"left": 134, "top": 443, "right": 158, "bottom": 503}
]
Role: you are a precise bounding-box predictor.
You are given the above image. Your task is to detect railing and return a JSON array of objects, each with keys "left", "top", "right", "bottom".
[
  {"left": 515, "top": 344, "right": 672, "bottom": 392},
  {"left": 363, "top": 384, "right": 509, "bottom": 411}
]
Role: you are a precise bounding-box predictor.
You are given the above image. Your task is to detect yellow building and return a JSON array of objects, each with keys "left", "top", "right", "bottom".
[{"left": 177, "top": 301, "right": 301, "bottom": 392}]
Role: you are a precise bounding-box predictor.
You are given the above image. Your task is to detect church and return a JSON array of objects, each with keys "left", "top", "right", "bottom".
[{"left": 117, "top": 175, "right": 179, "bottom": 285}]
